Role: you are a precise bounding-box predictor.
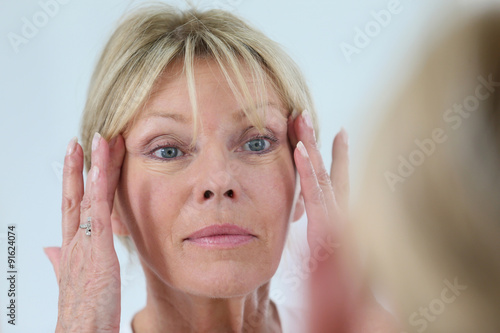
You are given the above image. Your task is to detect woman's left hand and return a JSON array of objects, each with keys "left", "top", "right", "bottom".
[
  {"left": 288, "top": 109, "right": 349, "bottom": 253},
  {"left": 288, "top": 110, "right": 396, "bottom": 333},
  {"left": 288, "top": 110, "right": 354, "bottom": 332}
]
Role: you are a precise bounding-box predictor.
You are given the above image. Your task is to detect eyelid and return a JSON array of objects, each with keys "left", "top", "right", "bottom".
[{"left": 248, "top": 134, "right": 277, "bottom": 143}]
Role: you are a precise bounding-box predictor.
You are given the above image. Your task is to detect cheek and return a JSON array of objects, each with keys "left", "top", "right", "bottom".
[
  {"left": 118, "top": 157, "right": 189, "bottom": 250},
  {"left": 240, "top": 154, "right": 296, "bottom": 237},
  {"left": 247, "top": 168, "right": 295, "bottom": 217}
]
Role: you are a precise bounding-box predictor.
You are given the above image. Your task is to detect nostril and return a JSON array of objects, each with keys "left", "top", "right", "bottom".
[{"left": 203, "top": 189, "right": 233, "bottom": 199}]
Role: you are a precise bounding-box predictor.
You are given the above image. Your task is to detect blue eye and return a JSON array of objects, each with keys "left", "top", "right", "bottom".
[
  {"left": 152, "top": 147, "right": 184, "bottom": 159},
  {"left": 243, "top": 137, "right": 271, "bottom": 152}
]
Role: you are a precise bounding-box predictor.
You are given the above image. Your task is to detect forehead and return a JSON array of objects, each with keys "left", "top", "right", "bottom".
[{"left": 138, "top": 58, "right": 287, "bottom": 123}]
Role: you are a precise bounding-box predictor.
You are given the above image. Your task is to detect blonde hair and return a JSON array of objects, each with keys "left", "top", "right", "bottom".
[
  {"left": 79, "top": 2, "right": 319, "bottom": 174},
  {"left": 353, "top": 9, "right": 500, "bottom": 333}
]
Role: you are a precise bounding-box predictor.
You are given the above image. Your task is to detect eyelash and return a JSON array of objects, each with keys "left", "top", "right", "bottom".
[{"left": 148, "top": 134, "right": 279, "bottom": 161}]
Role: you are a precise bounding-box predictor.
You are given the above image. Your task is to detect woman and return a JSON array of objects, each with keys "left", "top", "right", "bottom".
[
  {"left": 353, "top": 8, "right": 500, "bottom": 333},
  {"left": 44, "top": 3, "right": 394, "bottom": 332}
]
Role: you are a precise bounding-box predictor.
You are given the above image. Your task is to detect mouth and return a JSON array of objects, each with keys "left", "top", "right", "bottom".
[{"left": 183, "top": 224, "right": 257, "bottom": 248}]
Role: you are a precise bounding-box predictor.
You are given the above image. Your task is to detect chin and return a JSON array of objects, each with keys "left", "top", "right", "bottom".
[{"left": 175, "top": 260, "right": 276, "bottom": 298}]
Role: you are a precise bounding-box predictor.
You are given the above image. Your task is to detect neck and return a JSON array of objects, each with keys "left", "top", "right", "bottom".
[{"left": 132, "top": 267, "right": 281, "bottom": 333}]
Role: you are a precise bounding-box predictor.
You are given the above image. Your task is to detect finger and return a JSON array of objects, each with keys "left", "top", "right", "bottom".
[
  {"left": 61, "top": 137, "right": 84, "bottom": 247},
  {"left": 331, "top": 128, "right": 350, "bottom": 213},
  {"left": 106, "top": 134, "right": 126, "bottom": 212},
  {"left": 43, "top": 247, "right": 62, "bottom": 284},
  {"left": 294, "top": 141, "right": 330, "bottom": 246},
  {"left": 294, "top": 110, "right": 336, "bottom": 207},
  {"left": 87, "top": 133, "right": 115, "bottom": 253}
]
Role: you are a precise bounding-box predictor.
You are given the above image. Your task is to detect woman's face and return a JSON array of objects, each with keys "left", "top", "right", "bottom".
[{"left": 113, "top": 59, "right": 303, "bottom": 297}]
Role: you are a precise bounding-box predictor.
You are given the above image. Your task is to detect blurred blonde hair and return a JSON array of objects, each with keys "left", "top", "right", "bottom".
[
  {"left": 79, "top": 2, "right": 319, "bottom": 175},
  {"left": 353, "top": 9, "right": 500, "bottom": 333}
]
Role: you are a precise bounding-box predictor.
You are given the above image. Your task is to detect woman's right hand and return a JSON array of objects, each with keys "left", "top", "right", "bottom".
[{"left": 44, "top": 132, "right": 126, "bottom": 333}]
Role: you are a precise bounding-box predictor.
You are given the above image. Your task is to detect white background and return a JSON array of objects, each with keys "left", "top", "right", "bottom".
[{"left": 0, "top": 0, "right": 488, "bottom": 332}]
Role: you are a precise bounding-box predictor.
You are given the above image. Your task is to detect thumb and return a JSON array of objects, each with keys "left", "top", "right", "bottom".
[{"left": 43, "top": 247, "right": 61, "bottom": 285}]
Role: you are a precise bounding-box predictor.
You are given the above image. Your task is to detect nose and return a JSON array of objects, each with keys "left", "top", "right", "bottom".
[{"left": 193, "top": 148, "right": 240, "bottom": 204}]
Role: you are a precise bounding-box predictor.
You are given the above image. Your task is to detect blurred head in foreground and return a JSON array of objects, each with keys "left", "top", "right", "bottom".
[{"left": 353, "top": 9, "right": 500, "bottom": 333}]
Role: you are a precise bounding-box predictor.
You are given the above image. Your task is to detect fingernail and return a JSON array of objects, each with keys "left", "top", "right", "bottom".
[
  {"left": 92, "top": 132, "right": 101, "bottom": 152},
  {"left": 92, "top": 166, "right": 100, "bottom": 182},
  {"left": 66, "top": 136, "right": 78, "bottom": 156},
  {"left": 297, "top": 141, "right": 308, "bottom": 158},
  {"left": 340, "top": 127, "right": 349, "bottom": 145},
  {"left": 302, "top": 110, "right": 313, "bottom": 129},
  {"left": 291, "top": 109, "right": 299, "bottom": 121}
]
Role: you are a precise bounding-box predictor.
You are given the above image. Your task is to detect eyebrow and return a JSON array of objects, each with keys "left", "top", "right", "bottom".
[{"left": 144, "top": 102, "right": 285, "bottom": 123}]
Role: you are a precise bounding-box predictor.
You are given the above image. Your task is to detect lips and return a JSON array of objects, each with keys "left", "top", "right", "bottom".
[{"left": 184, "top": 224, "right": 256, "bottom": 248}]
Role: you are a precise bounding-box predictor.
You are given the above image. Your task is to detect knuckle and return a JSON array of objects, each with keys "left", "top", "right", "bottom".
[
  {"left": 80, "top": 194, "right": 92, "bottom": 213},
  {"left": 316, "top": 169, "right": 332, "bottom": 188},
  {"left": 308, "top": 139, "right": 320, "bottom": 152},
  {"left": 62, "top": 155, "right": 78, "bottom": 178},
  {"left": 61, "top": 194, "right": 79, "bottom": 214}
]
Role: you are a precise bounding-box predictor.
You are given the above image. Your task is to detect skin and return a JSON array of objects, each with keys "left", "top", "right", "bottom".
[{"left": 45, "top": 59, "right": 396, "bottom": 333}]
